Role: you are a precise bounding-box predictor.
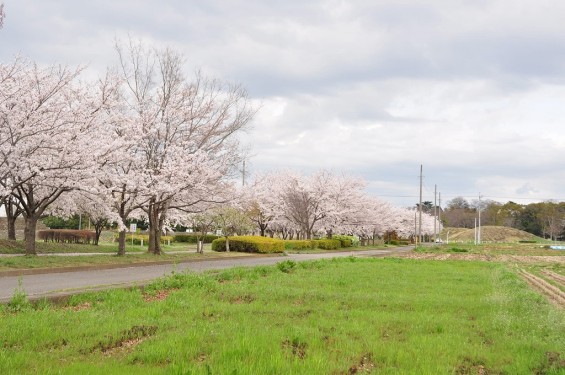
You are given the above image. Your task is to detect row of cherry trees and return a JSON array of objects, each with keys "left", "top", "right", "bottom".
[
  {"left": 1, "top": 41, "right": 436, "bottom": 255},
  {"left": 0, "top": 41, "right": 255, "bottom": 255},
  {"left": 238, "top": 170, "right": 437, "bottom": 242}
]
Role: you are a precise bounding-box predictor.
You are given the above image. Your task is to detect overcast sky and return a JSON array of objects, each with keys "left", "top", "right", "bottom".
[{"left": 2, "top": 0, "right": 565, "bottom": 207}]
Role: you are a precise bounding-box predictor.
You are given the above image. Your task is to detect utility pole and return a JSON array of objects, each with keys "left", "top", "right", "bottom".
[
  {"left": 414, "top": 210, "right": 417, "bottom": 245},
  {"left": 438, "top": 192, "right": 442, "bottom": 240},
  {"left": 474, "top": 218, "right": 477, "bottom": 245},
  {"left": 418, "top": 165, "right": 423, "bottom": 243},
  {"left": 478, "top": 193, "right": 482, "bottom": 244},
  {"left": 434, "top": 184, "right": 437, "bottom": 242}
]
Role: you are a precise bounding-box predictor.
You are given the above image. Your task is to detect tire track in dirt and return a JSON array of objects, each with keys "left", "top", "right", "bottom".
[
  {"left": 541, "top": 270, "right": 565, "bottom": 287},
  {"left": 519, "top": 270, "right": 565, "bottom": 308}
]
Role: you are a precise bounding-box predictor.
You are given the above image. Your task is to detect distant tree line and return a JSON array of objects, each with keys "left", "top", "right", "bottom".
[{"left": 441, "top": 196, "right": 565, "bottom": 240}]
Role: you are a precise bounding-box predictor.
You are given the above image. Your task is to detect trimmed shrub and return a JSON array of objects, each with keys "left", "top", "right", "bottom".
[
  {"left": 332, "top": 235, "right": 358, "bottom": 247},
  {"left": 38, "top": 229, "right": 95, "bottom": 244},
  {"left": 211, "top": 236, "right": 285, "bottom": 254},
  {"left": 284, "top": 240, "right": 316, "bottom": 250},
  {"left": 313, "top": 239, "right": 341, "bottom": 250},
  {"left": 173, "top": 233, "right": 219, "bottom": 243}
]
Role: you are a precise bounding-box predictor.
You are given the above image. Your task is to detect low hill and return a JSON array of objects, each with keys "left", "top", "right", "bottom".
[{"left": 441, "top": 226, "right": 540, "bottom": 243}]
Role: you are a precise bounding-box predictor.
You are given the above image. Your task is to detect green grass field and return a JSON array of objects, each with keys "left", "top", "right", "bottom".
[{"left": 1, "top": 257, "right": 563, "bottom": 374}]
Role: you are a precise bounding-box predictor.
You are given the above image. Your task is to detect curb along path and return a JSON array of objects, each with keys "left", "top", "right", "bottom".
[{"left": 0, "top": 247, "right": 413, "bottom": 302}]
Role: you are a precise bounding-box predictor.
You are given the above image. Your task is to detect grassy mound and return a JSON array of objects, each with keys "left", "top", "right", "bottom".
[{"left": 442, "top": 226, "right": 541, "bottom": 243}]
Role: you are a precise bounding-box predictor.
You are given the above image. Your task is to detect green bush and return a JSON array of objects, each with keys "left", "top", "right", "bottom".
[
  {"left": 211, "top": 236, "right": 285, "bottom": 254},
  {"left": 173, "top": 233, "right": 219, "bottom": 243},
  {"left": 332, "top": 235, "right": 358, "bottom": 247},
  {"left": 313, "top": 239, "right": 341, "bottom": 250},
  {"left": 284, "top": 240, "right": 316, "bottom": 250}
]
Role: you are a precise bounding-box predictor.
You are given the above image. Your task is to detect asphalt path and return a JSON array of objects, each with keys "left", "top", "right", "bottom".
[{"left": 0, "top": 246, "right": 413, "bottom": 303}]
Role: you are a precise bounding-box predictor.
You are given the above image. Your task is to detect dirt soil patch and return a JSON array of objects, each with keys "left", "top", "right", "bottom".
[
  {"left": 142, "top": 289, "right": 176, "bottom": 303},
  {"left": 519, "top": 270, "right": 565, "bottom": 308}
]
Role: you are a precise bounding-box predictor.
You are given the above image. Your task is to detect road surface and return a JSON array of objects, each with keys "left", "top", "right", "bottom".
[{"left": 0, "top": 247, "right": 413, "bottom": 302}]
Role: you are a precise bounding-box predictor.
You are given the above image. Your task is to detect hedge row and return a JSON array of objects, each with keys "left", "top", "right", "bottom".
[
  {"left": 332, "top": 235, "right": 358, "bottom": 247},
  {"left": 211, "top": 236, "right": 357, "bottom": 254},
  {"left": 173, "top": 233, "right": 220, "bottom": 243},
  {"left": 212, "top": 236, "right": 285, "bottom": 254},
  {"left": 284, "top": 239, "right": 344, "bottom": 250},
  {"left": 283, "top": 240, "right": 316, "bottom": 250},
  {"left": 38, "top": 229, "right": 96, "bottom": 244},
  {"left": 314, "top": 239, "right": 342, "bottom": 250}
]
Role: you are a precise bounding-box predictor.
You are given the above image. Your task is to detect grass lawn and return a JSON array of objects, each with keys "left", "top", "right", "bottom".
[
  {"left": 0, "top": 238, "right": 189, "bottom": 254},
  {"left": 0, "top": 257, "right": 563, "bottom": 374},
  {"left": 0, "top": 238, "right": 392, "bottom": 272}
]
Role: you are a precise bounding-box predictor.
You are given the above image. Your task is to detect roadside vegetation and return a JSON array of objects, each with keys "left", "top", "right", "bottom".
[{"left": 1, "top": 257, "right": 563, "bottom": 374}]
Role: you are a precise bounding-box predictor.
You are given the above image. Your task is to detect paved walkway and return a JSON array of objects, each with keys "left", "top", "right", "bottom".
[{"left": 0, "top": 247, "right": 413, "bottom": 302}]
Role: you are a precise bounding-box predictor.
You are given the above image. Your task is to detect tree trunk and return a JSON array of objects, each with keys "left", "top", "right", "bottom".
[
  {"left": 147, "top": 200, "right": 165, "bottom": 255},
  {"left": 5, "top": 199, "right": 20, "bottom": 241},
  {"left": 147, "top": 201, "right": 157, "bottom": 254},
  {"left": 197, "top": 240, "right": 203, "bottom": 253},
  {"left": 94, "top": 225, "right": 103, "bottom": 245},
  {"left": 24, "top": 215, "right": 38, "bottom": 255},
  {"left": 326, "top": 228, "right": 333, "bottom": 239},
  {"left": 152, "top": 223, "right": 162, "bottom": 255},
  {"left": 118, "top": 230, "right": 126, "bottom": 256},
  {"left": 225, "top": 236, "right": 230, "bottom": 252},
  {"left": 7, "top": 215, "right": 17, "bottom": 241}
]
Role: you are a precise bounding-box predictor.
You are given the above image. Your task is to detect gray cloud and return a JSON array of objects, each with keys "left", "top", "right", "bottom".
[{"left": 2, "top": 0, "right": 565, "bottom": 207}]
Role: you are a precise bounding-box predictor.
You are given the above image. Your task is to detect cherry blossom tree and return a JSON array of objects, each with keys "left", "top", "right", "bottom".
[
  {"left": 213, "top": 205, "right": 253, "bottom": 252},
  {"left": 46, "top": 190, "right": 121, "bottom": 245},
  {"left": 242, "top": 173, "right": 281, "bottom": 236},
  {"left": 112, "top": 40, "right": 256, "bottom": 255},
  {"left": 183, "top": 210, "right": 218, "bottom": 253},
  {"left": 0, "top": 57, "right": 119, "bottom": 254},
  {"left": 344, "top": 197, "right": 395, "bottom": 244},
  {"left": 260, "top": 170, "right": 366, "bottom": 240},
  {"left": 0, "top": 195, "right": 23, "bottom": 240}
]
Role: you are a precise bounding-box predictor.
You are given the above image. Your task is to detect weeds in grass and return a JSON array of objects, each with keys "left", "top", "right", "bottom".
[
  {"left": 448, "top": 247, "right": 468, "bottom": 253},
  {"left": 281, "top": 337, "right": 308, "bottom": 359},
  {"left": 277, "top": 259, "right": 296, "bottom": 273},
  {"left": 7, "top": 278, "right": 31, "bottom": 313}
]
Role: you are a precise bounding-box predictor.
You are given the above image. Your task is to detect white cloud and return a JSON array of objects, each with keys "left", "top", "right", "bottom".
[{"left": 2, "top": 0, "right": 565, "bottom": 207}]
